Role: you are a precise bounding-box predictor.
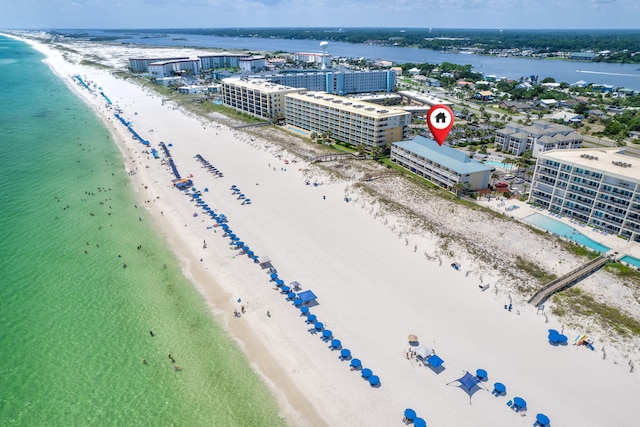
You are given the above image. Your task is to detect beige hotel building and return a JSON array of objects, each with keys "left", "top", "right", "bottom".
[{"left": 284, "top": 91, "right": 410, "bottom": 151}]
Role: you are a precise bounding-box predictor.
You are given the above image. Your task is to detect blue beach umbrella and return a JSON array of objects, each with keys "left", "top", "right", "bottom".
[
  {"left": 368, "top": 375, "right": 380, "bottom": 386},
  {"left": 536, "top": 414, "right": 550, "bottom": 426},
  {"left": 281, "top": 285, "right": 290, "bottom": 293},
  {"left": 322, "top": 329, "right": 333, "bottom": 339},
  {"left": 330, "top": 339, "right": 341, "bottom": 349},
  {"left": 350, "top": 358, "right": 362, "bottom": 369},
  {"left": 300, "top": 306, "right": 310, "bottom": 315},
  {"left": 270, "top": 273, "right": 278, "bottom": 280},
  {"left": 361, "top": 368, "right": 372, "bottom": 379},
  {"left": 413, "top": 417, "right": 427, "bottom": 427},
  {"left": 340, "top": 349, "right": 351, "bottom": 359},
  {"left": 404, "top": 409, "right": 416, "bottom": 421},
  {"left": 275, "top": 279, "right": 285, "bottom": 286},
  {"left": 314, "top": 322, "right": 324, "bottom": 331}
]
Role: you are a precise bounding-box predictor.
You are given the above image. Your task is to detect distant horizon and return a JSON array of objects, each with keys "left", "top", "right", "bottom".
[{"left": 8, "top": 27, "right": 640, "bottom": 32}]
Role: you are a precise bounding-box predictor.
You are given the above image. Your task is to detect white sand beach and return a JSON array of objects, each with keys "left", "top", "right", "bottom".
[{"left": 13, "top": 33, "right": 640, "bottom": 426}]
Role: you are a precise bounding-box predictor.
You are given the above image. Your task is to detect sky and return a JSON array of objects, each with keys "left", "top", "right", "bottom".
[{"left": 2, "top": 0, "right": 639, "bottom": 30}]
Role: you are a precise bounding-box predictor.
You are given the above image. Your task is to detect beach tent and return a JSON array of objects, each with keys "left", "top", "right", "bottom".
[
  {"left": 415, "top": 345, "right": 433, "bottom": 360},
  {"left": 446, "top": 371, "right": 489, "bottom": 403},
  {"left": 297, "top": 290, "right": 318, "bottom": 304}
]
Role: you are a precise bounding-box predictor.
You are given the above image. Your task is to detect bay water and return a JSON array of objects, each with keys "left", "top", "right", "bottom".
[{"left": 0, "top": 35, "right": 284, "bottom": 426}]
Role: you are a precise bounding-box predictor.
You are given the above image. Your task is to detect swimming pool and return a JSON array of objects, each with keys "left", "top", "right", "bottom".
[
  {"left": 484, "top": 160, "right": 514, "bottom": 170},
  {"left": 287, "top": 126, "right": 309, "bottom": 136},
  {"left": 620, "top": 255, "right": 640, "bottom": 268},
  {"left": 522, "top": 213, "right": 611, "bottom": 253}
]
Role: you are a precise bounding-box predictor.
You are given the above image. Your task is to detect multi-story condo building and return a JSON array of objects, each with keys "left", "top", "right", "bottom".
[
  {"left": 256, "top": 70, "right": 396, "bottom": 95},
  {"left": 294, "top": 52, "right": 331, "bottom": 65},
  {"left": 198, "top": 53, "right": 251, "bottom": 70},
  {"left": 221, "top": 77, "right": 303, "bottom": 120},
  {"left": 285, "top": 91, "right": 410, "bottom": 151},
  {"left": 529, "top": 148, "right": 640, "bottom": 241},
  {"left": 495, "top": 121, "right": 582, "bottom": 157},
  {"left": 129, "top": 57, "right": 189, "bottom": 73},
  {"left": 148, "top": 59, "right": 201, "bottom": 79},
  {"left": 391, "top": 136, "right": 492, "bottom": 191},
  {"left": 239, "top": 57, "right": 267, "bottom": 73}
]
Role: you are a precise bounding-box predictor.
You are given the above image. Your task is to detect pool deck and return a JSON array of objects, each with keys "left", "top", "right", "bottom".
[{"left": 477, "top": 197, "right": 640, "bottom": 263}]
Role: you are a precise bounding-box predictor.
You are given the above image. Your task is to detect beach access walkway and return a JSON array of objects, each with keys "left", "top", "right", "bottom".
[
  {"left": 529, "top": 253, "right": 614, "bottom": 307},
  {"left": 309, "top": 152, "right": 366, "bottom": 163},
  {"left": 233, "top": 121, "right": 272, "bottom": 129}
]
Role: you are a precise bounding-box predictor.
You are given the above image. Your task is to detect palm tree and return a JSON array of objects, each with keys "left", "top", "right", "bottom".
[
  {"left": 491, "top": 172, "right": 500, "bottom": 186},
  {"left": 452, "top": 182, "right": 466, "bottom": 198}
]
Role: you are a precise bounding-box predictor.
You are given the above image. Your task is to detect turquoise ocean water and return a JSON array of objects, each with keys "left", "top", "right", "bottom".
[{"left": 0, "top": 36, "right": 284, "bottom": 426}]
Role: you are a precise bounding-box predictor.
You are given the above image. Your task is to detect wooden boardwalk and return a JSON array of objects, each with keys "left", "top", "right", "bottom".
[
  {"left": 528, "top": 254, "right": 613, "bottom": 307},
  {"left": 309, "top": 153, "right": 366, "bottom": 163}
]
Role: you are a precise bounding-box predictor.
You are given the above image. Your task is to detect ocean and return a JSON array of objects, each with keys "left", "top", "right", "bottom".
[{"left": 0, "top": 36, "right": 284, "bottom": 426}]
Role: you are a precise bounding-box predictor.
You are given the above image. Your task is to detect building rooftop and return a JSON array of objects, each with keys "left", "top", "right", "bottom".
[
  {"left": 541, "top": 148, "right": 640, "bottom": 180},
  {"left": 397, "top": 91, "right": 452, "bottom": 107},
  {"left": 222, "top": 77, "right": 302, "bottom": 94},
  {"left": 286, "top": 91, "right": 408, "bottom": 118},
  {"left": 394, "top": 136, "right": 493, "bottom": 175}
]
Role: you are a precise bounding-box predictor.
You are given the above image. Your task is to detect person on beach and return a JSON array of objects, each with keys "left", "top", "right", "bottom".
[
  {"left": 149, "top": 330, "right": 154, "bottom": 337},
  {"left": 241, "top": 305, "right": 246, "bottom": 314},
  {"left": 267, "top": 310, "right": 271, "bottom": 317},
  {"left": 142, "top": 358, "right": 147, "bottom": 364}
]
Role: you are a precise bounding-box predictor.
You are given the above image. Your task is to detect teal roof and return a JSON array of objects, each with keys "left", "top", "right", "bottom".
[{"left": 393, "top": 136, "right": 493, "bottom": 175}]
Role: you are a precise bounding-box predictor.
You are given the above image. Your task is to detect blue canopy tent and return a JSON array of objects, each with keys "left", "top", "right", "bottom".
[
  {"left": 446, "top": 371, "right": 489, "bottom": 403},
  {"left": 297, "top": 290, "right": 318, "bottom": 306}
]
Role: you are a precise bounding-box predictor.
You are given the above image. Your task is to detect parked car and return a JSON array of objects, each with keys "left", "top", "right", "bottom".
[
  {"left": 495, "top": 182, "right": 509, "bottom": 188},
  {"left": 503, "top": 174, "right": 515, "bottom": 180},
  {"left": 514, "top": 178, "right": 524, "bottom": 184}
]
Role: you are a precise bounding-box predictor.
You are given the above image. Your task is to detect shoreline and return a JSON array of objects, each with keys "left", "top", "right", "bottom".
[{"left": 12, "top": 33, "right": 640, "bottom": 426}]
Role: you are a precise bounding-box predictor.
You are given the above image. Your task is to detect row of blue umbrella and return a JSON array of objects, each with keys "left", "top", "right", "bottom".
[
  {"left": 191, "top": 192, "right": 259, "bottom": 262},
  {"left": 159, "top": 141, "right": 172, "bottom": 158},
  {"left": 230, "top": 185, "right": 251, "bottom": 205},
  {"left": 112, "top": 111, "right": 150, "bottom": 146},
  {"left": 195, "top": 154, "right": 224, "bottom": 178},
  {"left": 177, "top": 158, "right": 384, "bottom": 393},
  {"left": 295, "top": 301, "right": 379, "bottom": 387}
]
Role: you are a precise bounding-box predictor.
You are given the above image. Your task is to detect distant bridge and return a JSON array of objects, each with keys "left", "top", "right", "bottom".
[{"left": 528, "top": 254, "right": 613, "bottom": 307}]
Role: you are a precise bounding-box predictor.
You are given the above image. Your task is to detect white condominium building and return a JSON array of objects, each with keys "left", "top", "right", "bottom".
[
  {"left": 239, "top": 57, "right": 267, "bottom": 73},
  {"left": 221, "top": 77, "right": 303, "bottom": 120},
  {"left": 148, "top": 59, "right": 201, "bottom": 79},
  {"left": 294, "top": 52, "right": 331, "bottom": 65},
  {"left": 495, "top": 121, "right": 582, "bottom": 157},
  {"left": 257, "top": 70, "right": 397, "bottom": 94},
  {"left": 529, "top": 148, "right": 640, "bottom": 241},
  {"left": 285, "top": 91, "right": 410, "bottom": 151},
  {"left": 129, "top": 57, "right": 189, "bottom": 73},
  {"left": 198, "top": 53, "right": 251, "bottom": 69}
]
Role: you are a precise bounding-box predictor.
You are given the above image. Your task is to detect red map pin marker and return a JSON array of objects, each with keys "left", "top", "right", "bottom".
[{"left": 427, "top": 104, "right": 455, "bottom": 146}]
